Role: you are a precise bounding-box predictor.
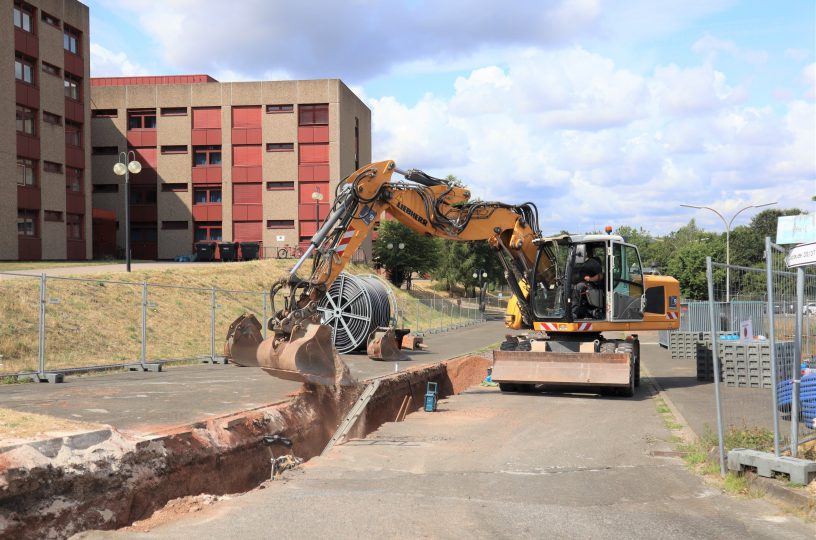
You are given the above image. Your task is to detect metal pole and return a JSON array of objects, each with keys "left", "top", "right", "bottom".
[
  {"left": 416, "top": 298, "right": 420, "bottom": 333},
  {"left": 792, "top": 267, "right": 805, "bottom": 457},
  {"left": 725, "top": 227, "right": 730, "bottom": 303},
  {"left": 706, "top": 257, "right": 727, "bottom": 477},
  {"left": 430, "top": 296, "right": 435, "bottom": 333},
  {"left": 140, "top": 281, "right": 148, "bottom": 367},
  {"left": 125, "top": 168, "right": 131, "bottom": 272},
  {"left": 765, "top": 237, "right": 780, "bottom": 456},
  {"left": 38, "top": 273, "right": 46, "bottom": 378},
  {"left": 262, "top": 292, "right": 267, "bottom": 339},
  {"left": 210, "top": 287, "right": 217, "bottom": 361}
]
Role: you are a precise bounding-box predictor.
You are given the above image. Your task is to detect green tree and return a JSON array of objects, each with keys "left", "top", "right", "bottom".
[
  {"left": 372, "top": 220, "right": 439, "bottom": 287},
  {"left": 666, "top": 234, "right": 725, "bottom": 300},
  {"left": 432, "top": 240, "right": 504, "bottom": 295}
]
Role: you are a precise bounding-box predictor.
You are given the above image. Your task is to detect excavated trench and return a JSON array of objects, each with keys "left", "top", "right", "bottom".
[{"left": 0, "top": 354, "right": 490, "bottom": 539}]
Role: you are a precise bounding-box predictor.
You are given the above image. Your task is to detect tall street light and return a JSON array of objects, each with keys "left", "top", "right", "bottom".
[
  {"left": 680, "top": 201, "right": 777, "bottom": 302},
  {"left": 113, "top": 151, "right": 142, "bottom": 272},
  {"left": 311, "top": 186, "right": 324, "bottom": 229},
  {"left": 387, "top": 241, "right": 405, "bottom": 287},
  {"left": 472, "top": 269, "right": 488, "bottom": 313}
]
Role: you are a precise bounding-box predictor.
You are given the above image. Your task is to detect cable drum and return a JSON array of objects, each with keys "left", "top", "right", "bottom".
[{"left": 318, "top": 273, "right": 395, "bottom": 353}]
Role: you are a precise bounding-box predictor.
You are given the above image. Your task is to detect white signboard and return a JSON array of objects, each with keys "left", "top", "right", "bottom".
[
  {"left": 740, "top": 320, "right": 753, "bottom": 343},
  {"left": 276, "top": 235, "right": 285, "bottom": 242},
  {"left": 786, "top": 242, "right": 816, "bottom": 268},
  {"left": 776, "top": 215, "right": 816, "bottom": 245}
]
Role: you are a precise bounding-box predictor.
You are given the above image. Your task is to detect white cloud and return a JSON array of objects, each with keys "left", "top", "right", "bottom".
[
  {"left": 692, "top": 34, "right": 768, "bottom": 65},
  {"left": 89, "top": 43, "right": 149, "bottom": 77}
]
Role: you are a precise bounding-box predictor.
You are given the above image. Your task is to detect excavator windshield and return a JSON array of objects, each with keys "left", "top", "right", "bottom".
[{"left": 531, "top": 241, "right": 568, "bottom": 320}]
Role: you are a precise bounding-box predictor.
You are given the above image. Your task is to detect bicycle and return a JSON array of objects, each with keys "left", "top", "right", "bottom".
[{"left": 276, "top": 245, "right": 303, "bottom": 259}]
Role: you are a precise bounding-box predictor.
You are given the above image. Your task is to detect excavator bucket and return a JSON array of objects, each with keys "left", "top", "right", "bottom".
[
  {"left": 367, "top": 327, "right": 410, "bottom": 362},
  {"left": 224, "top": 314, "right": 263, "bottom": 367},
  {"left": 492, "top": 350, "right": 632, "bottom": 390},
  {"left": 255, "top": 321, "right": 356, "bottom": 387}
]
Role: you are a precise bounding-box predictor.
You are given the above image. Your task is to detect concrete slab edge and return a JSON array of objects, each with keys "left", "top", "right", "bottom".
[
  {"left": 642, "top": 364, "right": 697, "bottom": 444},
  {"left": 746, "top": 473, "right": 816, "bottom": 515}
]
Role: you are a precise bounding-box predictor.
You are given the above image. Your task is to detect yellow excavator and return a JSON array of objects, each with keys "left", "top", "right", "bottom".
[{"left": 227, "top": 160, "right": 681, "bottom": 396}]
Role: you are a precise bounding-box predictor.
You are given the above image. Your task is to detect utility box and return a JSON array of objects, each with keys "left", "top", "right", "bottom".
[{"left": 424, "top": 381, "right": 438, "bottom": 412}]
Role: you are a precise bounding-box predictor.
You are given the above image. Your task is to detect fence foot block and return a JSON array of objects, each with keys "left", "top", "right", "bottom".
[
  {"left": 21, "top": 372, "right": 64, "bottom": 383},
  {"left": 203, "top": 356, "right": 229, "bottom": 365},
  {"left": 127, "top": 363, "right": 163, "bottom": 372},
  {"left": 728, "top": 448, "right": 816, "bottom": 485}
]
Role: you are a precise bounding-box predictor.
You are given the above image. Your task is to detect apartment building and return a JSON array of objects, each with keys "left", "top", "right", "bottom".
[
  {"left": 1, "top": 0, "right": 91, "bottom": 260},
  {"left": 89, "top": 77, "right": 371, "bottom": 260}
]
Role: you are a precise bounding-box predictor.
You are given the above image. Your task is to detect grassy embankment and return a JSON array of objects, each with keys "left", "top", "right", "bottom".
[{"left": 0, "top": 260, "right": 477, "bottom": 375}]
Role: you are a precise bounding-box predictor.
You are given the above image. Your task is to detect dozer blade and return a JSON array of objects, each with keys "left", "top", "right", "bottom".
[
  {"left": 367, "top": 327, "right": 410, "bottom": 362},
  {"left": 492, "top": 350, "right": 632, "bottom": 388},
  {"left": 256, "top": 321, "right": 356, "bottom": 387},
  {"left": 224, "top": 314, "right": 263, "bottom": 367}
]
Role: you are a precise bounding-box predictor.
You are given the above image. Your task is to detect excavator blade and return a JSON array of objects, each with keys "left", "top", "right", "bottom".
[
  {"left": 366, "top": 327, "right": 410, "bottom": 362},
  {"left": 224, "top": 314, "right": 263, "bottom": 367},
  {"left": 256, "top": 321, "right": 356, "bottom": 386},
  {"left": 492, "top": 350, "right": 632, "bottom": 388}
]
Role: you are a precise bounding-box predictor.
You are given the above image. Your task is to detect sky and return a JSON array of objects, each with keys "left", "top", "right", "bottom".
[{"left": 84, "top": 0, "right": 815, "bottom": 236}]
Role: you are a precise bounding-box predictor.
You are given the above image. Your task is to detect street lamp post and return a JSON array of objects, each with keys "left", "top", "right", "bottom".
[
  {"left": 113, "top": 151, "right": 142, "bottom": 272},
  {"left": 387, "top": 241, "right": 406, "bottom": 288},
  {"left": 680, "top": 202, "right": 777, "bottom": 302},
  {"left": 311, "top": 186, "right": 324, "bottom": 229},
  {"left": 472, "top": 269, "right": 488, "bottom": 313}
]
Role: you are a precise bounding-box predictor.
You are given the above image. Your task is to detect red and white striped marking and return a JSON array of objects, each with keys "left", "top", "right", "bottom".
[
  {"left": 577, "top": 322, "right": 593, "bottom": 331},
  {"left": 335, "top": 228, "right": 356, "bottom": 254},
  {"left": 666, "top": 311, "right": 679, "bottom": 320},
  {"left": 539, "top": 322, "right": 593, "bottom": 331}
]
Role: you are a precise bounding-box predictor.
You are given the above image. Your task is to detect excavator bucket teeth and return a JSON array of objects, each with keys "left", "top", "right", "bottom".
[
  {"left": 492, "top": 350, "right": 632, "bottom": 388},
  {"left": 224, "top": 314, "right": 263, "bottom": 367},
  {"left": 256, "top": 321, "right": 356, "bottom": 386},
  {"left": 367, "top": 327, "right": 410, "bottom": 362}
]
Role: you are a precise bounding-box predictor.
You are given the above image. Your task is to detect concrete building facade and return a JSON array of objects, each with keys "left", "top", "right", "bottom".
[
  {"left": 1, "top": 0, "right": 92, "bottom": 260},
  {"left": 89, "top": 77, "right": 371, "bottom": 260}
]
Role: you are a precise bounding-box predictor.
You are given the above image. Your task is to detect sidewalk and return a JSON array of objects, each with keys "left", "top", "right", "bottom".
[{"left": 0, "top": 320, "right": 506, "bottom": 438}]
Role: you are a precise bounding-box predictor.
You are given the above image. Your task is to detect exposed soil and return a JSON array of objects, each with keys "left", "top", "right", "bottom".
[{"left": 0, "top": 354, "right": 490, "bottom": 539}]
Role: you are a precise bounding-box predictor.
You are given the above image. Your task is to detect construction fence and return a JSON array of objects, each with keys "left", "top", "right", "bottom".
[{"left": 0, "top": 272, "right": 488, "bottom": 381}]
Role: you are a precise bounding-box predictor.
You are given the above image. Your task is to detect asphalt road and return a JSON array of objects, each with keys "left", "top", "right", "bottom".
[
  {"left": 0, "top": 320, "right": 506, "bottom": 435},
  {"left": 78, "top": 381, "right": 815, "bottom": 539}
]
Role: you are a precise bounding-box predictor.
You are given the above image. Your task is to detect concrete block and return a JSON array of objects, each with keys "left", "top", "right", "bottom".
[
  {"left": 728, "top": 448, "right": 816, "bottom": 485},
  {"left": 202, "top": 356, "right": 229, "bottom": 365},
  {"left": 127, "top": 363, "right": 163, "bottom": 372}
]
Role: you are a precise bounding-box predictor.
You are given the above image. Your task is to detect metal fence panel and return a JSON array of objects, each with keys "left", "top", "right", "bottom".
[{"left": 0, "top": 274, "right": 41, "bottom": 375}]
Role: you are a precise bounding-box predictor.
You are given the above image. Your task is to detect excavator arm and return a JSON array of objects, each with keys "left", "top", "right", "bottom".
[{"left": 228, "top": 160, "right": 542, "bottom": 385}]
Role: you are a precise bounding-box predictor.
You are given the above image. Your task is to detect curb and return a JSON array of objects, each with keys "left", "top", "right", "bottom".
[{"left": 642, "top": 363, "right": 697, "bottom": 444}]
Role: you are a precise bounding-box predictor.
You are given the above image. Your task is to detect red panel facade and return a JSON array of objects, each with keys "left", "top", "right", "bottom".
[
  {"left": 297, "top": 203, "right": 330, "bottom": 221},
  {"left": 191, "top": 129, "right": 221, "bottom": 146},
  {"left": 64, "top": 51, "right": 84, "bottom": 77},
  {"left": 15, "top": 81, "right": 39, "bottom": 109},
  {"left": 233, "top": 145, "right": 262, "bottom": 165},
  {"left": 232, "top": 205, "right": 263, "bottom": 221},
  {"left": 66, "top": 192, "right": 85, "bottom": 214},
  {"left": 64, "top": 98, "right": 84, "bottom": 123},
  {"left": 18, "top": 237, "right": 42, "bottom": 260},
  {"left": 132, "top": 147, "right": 157, "bottom": 168},
  {"left": 16, "top": 133, "right": 40, "bottom": 159},
  {"left": 66, "top": 240, "right": 86, "bottom": 260},
  {"left": 17, "top": 186, "right": 41, "bottom": 209},
  {"left": 192, "top": 166, "right": 222, "bottom": 183},
  {"left": 232, "top": 106, "right": 261, "bottom": 127},
  {"left": 299, "top": 143, "right": 329, "bottom": 163},
  {"left": 233, "top": 183, "right": 261, "bottom": 204},
  {"left": 14, "top": 28, "right": 38, "bottom": 57},
  {"left": 298, "top": 164, "right": 330, "bottom": 181},
  {"left": 130, "top": 204, "right": 157, "bottom": 221},
  {"left": 65, "top": 145, "right": 85, "bottom": 168},
  {"left": 192, "top": 107, "right": 221, "bottom": 128},
  {"left": 297, "top": 181, "right": 330, "bottom": 201},
  {"left": 231, "top": 128, "right": 262, "bottom": 145},
  {"left": 130, "top": 168, "right": 157, "bottom": 185},
  {"left": 298, "top": 126, "right": 329, "bottom": 144},
  {"left": 233, "top": 221, "right": 262, "bottom": 241},
  {"left": 91, "top": 74, "right": 218, "bottom": 87},
  {"left": 192, "top": 205, "right": 222, "bottom": 221},
  {"left": 232, "top": 166, "right": 262, "bottom": 183},
  {"left": 127, "top": 129, "right": 157, "bottom": 148}
]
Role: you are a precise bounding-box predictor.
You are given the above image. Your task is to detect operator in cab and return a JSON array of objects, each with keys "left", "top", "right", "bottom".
[{"left": 573, "top": 256, "right": 604, "bottom": 320}]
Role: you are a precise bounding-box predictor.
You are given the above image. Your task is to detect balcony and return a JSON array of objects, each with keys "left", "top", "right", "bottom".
[
  {"left": 64, "top": 51, "right": 84, "bottom": 77},
  {"left": 65, "top": 145, "right": 85, "bottom": 168},
  {"left": 64, "top": 98, "right": 84, "bottom": 123},
  {"left": 127, "top": 129, "right": 157, "bottom": 148},
  {"left": 18, "top": 236, "right": 42, "bottom": 261},
  {"left": 297, "top": 126, "right": 329, "bottom": 144},
  {"left": 231, "top": 165, "right": 262, "bottom": 183},
  {"left": 14, "top": 28, "right": 38, "bottom": 57},
  {"left": 298, "top": 164, "right": 330, "bottom": 182},
  {"left": 232, "top": 204, "right": 263, "bottom": 221},
  {"left": 129, "top": 204, "right": 158, "bottom": 222},
  {"left": 192, "top": 166, "right": 222, "bottom": 184},
  {"left": 17, "top": 185, "right": 40, "bottom": 209},
  {"left": 192, "top": 204, "right": 222, "bottom": 221},
  {"left": 66, "top": 239, "right": 86, "bottom": 260},
  {"left": 231, "top": 127, "right": 262, "bottom": 145},
  {"left": 66, "top": 192, "right": 85, "bottom": 214},
  {"left": 191, "top": 128, "right": 221, "bottom": 146},
  {"left": 17, "top": 133, "right": 40, "bottom": 159},
  {"left": 15, "top": 81, "right": 38, "bottom": 109}
]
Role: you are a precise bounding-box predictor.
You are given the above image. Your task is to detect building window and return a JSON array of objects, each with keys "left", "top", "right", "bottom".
[
  {"left": 162, "top": 221, "right": 188, "bottom": 230},
  {"left": 131, "top": 227, "right": 158, "bottom": 242},
  {"left": 65, "top": 121, "right": 82, "bottom": 147},
  {"left": 42, "top": 62, "right": 60, "bottom": 77},
  {"left": 299, "top": 104, "right": 329, "bottom": 126},
  {"left": 160, "top": 107, "right": 187, "bottom": 116},
  {"left": 13, "top": 2, "right": 34, "bottom": 33},
  {"left": 266, "top": 104, "right": 294, "bottom": 114},
  {"left": 92, "top": 109, "right": 117, "bottom": 118},
  {"left": 267, "top": 220, "right": 295, "bottom": 228},
  {"left": 44, "top": 161, "right": 62, "bottom": 174},
  {"left": 64, "top": 74, "right": 81, "bottom": 100},
  {"left": 41, "top": 11, "right": 59, "bottom": 27},
  {"left": 161, "top": 145, "right": 188, "bottom": 154},
  {"left": 93, "top": 184, "right": 119, "bottom": 194},
  {"left": 128, "top": 109, "right": 156, "bottom": 130},
  {"left": 15, "top": 54, "right": 34, "bottom": 84},
  {"left": 17, "top": 209, "right": 38, "bottom": 237},
  {"left": 43, "top": 111, "right": 62, "bottom": 126},
  {"left": 16, "top": 105, "right": 36, "bottom": 136},
  {"left": 66, "top": 214, "right": 83, "bottom": 239},
  {"left": 266, "top": 143, "right": 294, "bottom": 152},
  {"left": 17, "top": 158, "right": 36, "bottom": 186},
  {"left": 92, "top": 146, "right": 118, "bottom": 156},
  {"left": 193, "top": 146, "right": 222, "bottom": 166},
  {"left": 194, "top": 222, "right": 222, "bottom": 242},
  {"left": 193, "top": 187, "right": 222, "bottom": 204},
  {"left": 64, "top": 25, "right": 80, "bottom": 54},
  {"left": 161, "top": 183, "right": 188, "bottom": 192},
  {"left": 66, "top": 167, "right": 82, "bottom": 192},
  {"left": 44, "top": 210, "right": 63, "bottom": 222},
  {"left": 266, "top": 181, "right": 295, "bottom": 191}
]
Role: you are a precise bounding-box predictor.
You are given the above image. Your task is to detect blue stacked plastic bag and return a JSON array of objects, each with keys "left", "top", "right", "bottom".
[{"left": 777, "top": 372, "right": 816, "bottom": 428}]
